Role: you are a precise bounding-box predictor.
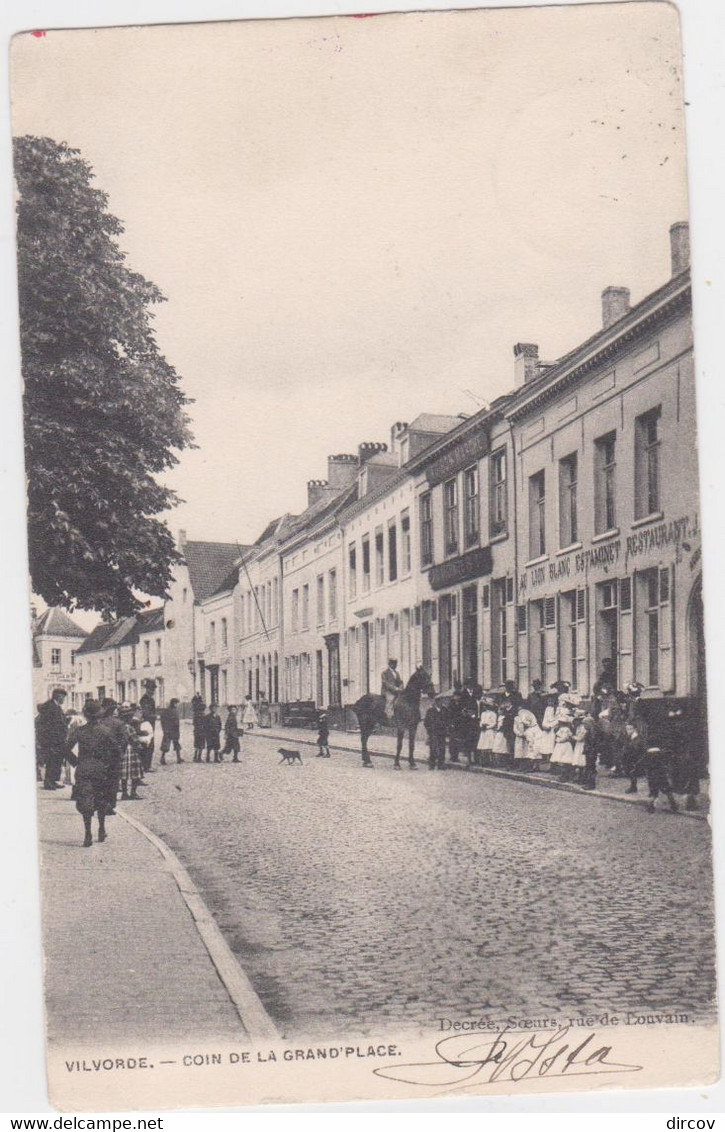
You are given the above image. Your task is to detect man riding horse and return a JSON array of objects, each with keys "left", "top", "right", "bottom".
[{"left": 352, "top": 665, "right": 436, "bottom": 769}]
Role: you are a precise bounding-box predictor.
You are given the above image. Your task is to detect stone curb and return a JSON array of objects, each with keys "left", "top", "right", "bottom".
[
  {"left": 118, "top": 807, "right": 282, "bottom": 1043},
  {"left": 245, "top": 728, "right": 708, "bottom": 822}
]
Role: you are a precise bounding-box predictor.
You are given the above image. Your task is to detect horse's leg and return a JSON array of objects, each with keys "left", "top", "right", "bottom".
[
  {"left": 408, "top": 723, "right": 418, "bottom": 767},
  {"left": 361, "top": 724, "right": 373, "bottom": 766},
  {"left": 394, "top": 728, "right": 403, "bottom": 768}
]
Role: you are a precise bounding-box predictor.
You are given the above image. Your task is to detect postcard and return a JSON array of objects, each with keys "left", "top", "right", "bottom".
[{"left": 9, "top": 2, "right": 718, "bottom": 1110}]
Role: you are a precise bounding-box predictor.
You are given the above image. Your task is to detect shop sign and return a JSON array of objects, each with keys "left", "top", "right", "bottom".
[
  {"left": 429, "top": 545, "right": 493, "bottom": 591},
  {"left": 518, "top": 514, "right": 696, "bottom": 596},
  {"left": 425, "top": 429, "right": 489, "bottom": 487}
]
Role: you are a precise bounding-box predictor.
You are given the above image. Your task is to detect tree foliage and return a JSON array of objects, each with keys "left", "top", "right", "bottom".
[{"left": 14, "top": 136, "right": 194, "bottom": 617}]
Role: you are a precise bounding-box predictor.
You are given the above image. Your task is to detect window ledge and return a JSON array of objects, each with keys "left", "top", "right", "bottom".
[
  {"left": 632, "top": 511, "right": 664, "bottom": 530},
  {"left": 489, "top": 531, "right": 508, "bottom": 545},
  {"left": 525, "top": 554, "right": 549, "bottom": 568},
  {"left": 591, "top": 528, "right": 620, "bottom": 544},
  {"left": 557, "top": 542, "right": 582, "bottom": 556}
]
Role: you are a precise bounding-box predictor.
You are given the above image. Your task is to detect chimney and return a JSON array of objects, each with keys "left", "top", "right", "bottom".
[
  {"left": 513, "top": 343, "right": 540, "bottom": 387},
  {"left": 327, "top": 453, "right": 359, "bottom": 489},
  {"left": 390, "top": 421, "right": 409, "bottom": 449},
  {"left": 358, "top": 441, "right": 388, "bottom": 464},
  {"left": 670, "top": 221, "right": 690, "bottom": 275},
  {"left": 178, "top": 529, "right": 187, "bottom": 550},
  {"left": 307, "top": 479, "right": 330, "bottom": 507},
  {"left": 601, "top": 286, "right": 630, "bottom": 329}
]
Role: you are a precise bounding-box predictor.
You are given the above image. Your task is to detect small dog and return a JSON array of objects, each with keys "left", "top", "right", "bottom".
[{"left": 278, "top": 747, "right": 303, "bottom": 765}]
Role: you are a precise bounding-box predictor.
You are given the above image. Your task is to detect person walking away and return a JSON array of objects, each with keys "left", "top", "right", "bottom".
[
  {"left": 120, "top": 706, "right": 145, "bottom": 799},
  {"left": 316, "top": 710, "right": 331, "bottom": 758},
  {"left": 192, "top": 699, "right": 206, "bottom": 762},
  {"left": 644, "top": 744, "right": 679, "bottom": 813},
  {"left": 159, "top": 698, "right": 183, "bottom": 764},
  {"left": 661, "top": 701, "right": 700, "bottom": 811},
  {"left": 206, "top": 705, "right": 222, "bottom": 763},
  {"left": 223, "top": 705, "right": 241, "bottom": 762},
  {"left": 66, "top": 699, "right": 116, "bottom": 847},
  {"left": 477, "top": 697, "right": 497, "bottom": 767},
  {"left": 424, "top": 699, "right": 447, "bottom": 770},
  {"left": 36, "top": 688, "right": 69, "bottom": 790},
  {"left": 98, "top": 698, "right": 127, "bottom": 814},
  {"left": 139, "top": 682, "right": 157, "bottom": 773},
  {"left": 242, "top": 695, "right": 258, "bottom": 730}
]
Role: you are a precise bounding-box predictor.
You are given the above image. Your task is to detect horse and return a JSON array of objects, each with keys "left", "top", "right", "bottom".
[{"left": 352, "top": 667, "right": 436, "bottom": 769}]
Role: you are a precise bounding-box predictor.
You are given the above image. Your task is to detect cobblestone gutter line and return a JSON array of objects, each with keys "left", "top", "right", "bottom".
[
  {"left": 246, "top": 728, "right": 708, "bottom": 822},
  {"left": 118, "top": 808, "right": 282, "bottom": 1043}
]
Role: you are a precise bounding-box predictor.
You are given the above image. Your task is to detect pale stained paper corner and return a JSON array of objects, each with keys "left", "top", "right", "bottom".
[{"left": 11, "top": 2, "right": 718, "bottom": 1111}]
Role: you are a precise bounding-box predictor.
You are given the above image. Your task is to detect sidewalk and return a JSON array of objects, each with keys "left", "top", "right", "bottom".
[
  {"left": 181, "top": 719, "right": 709, "bottom": 820},
  {"left": 37, "top": 790, "right": 251, "bottom": 1048}
]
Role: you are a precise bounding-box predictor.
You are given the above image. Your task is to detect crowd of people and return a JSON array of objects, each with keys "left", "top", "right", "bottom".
[
  {"left": 34, "top": 682, "right": 262, "bottom": 847},
  {"left": 418, "top": 656, "right": 704, "bottom": 813},
  {"left": 34, "top": 658, "right": 705, "bottom": 847}
]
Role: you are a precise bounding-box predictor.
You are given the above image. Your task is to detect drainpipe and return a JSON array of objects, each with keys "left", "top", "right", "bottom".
[{"left": 506, "top": 418, "right": 520, "bottom": 689}]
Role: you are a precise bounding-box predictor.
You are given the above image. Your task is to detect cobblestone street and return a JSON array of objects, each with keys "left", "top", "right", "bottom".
[{"left": 129, "top": 732, "right": 716, "bottom": 1041}]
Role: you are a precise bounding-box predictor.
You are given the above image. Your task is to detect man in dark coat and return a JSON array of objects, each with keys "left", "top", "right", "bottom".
[
  {"left": 222, "top": 705, "right": 241, "bottom": 762},
  {"left": 98, "top": 698, "right": 127, "bottom": 813},
  {"left": 139, "top": 682, "right": 157, "bottom": 773},
  {"left": 205, "top": 705, "right": 222, "bottom": 763},
  {"left": 424, "top": 700, "right": 448, "bottom": 771},
  {"left": 159, "top": 698, "right": 182, "bottom": 764},
  {"left": 527, "top": 679, "right": 546, "bottom": 726},
  {"left": 36, "top": 688, "right": 69, "bottom": 790}
]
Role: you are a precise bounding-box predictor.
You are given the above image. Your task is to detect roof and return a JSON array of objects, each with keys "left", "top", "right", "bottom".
[
  {"left": 76, "top": 622, "right": 118, "bottom": 655},
  {"left": 34, "top": 608, "right": 87, "bottom": 639},
  {"left": 134, "top": 607, "right": 165, "bottom": 636},
  {"left": 408, "top": 413, "right": 463, "bottom": 435},
  {"left": 183, "top": 540, "right": 248, "bottom": 602}
]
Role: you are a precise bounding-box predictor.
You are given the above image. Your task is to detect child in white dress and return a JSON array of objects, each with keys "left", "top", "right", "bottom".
[
  {"left": 513, "top": 707, "right": 541, "bottom": 769},
  {"left": 242, "top": 695, "right": 258, "bottom": 729},
  {"left": 477, "top": 699, "right": 497, "bottom": 766},
  {"left": 538, "top": 694, "right": 557, "bottom": 769},
  {"left": 551, "top": 705, "right": 574, "bottom": 778}
]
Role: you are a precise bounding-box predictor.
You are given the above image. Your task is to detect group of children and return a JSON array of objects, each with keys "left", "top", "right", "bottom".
[
  {"left": 422, "top": 676, "right": 697, "bottom": 812},
  {"left": 190, "top": 695, "right": 259, "bottom": 763}
]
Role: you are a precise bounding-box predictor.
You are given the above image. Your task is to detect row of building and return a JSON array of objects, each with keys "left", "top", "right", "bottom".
[{"left": 34, "top": 223, "right": 706, "bottom": 726}]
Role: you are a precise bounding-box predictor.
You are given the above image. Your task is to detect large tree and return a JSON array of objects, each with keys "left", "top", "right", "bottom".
[{"left": 14, "top": 136, "right": 194, "bottom": 617}]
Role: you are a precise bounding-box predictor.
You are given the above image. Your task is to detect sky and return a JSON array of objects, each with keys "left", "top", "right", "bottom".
[{"left": 10, "top": 3, "right": 688, "bottom": 554}]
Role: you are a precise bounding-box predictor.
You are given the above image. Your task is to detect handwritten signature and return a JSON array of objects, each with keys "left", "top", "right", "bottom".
[{"left": 373, "top": 1025, "right": 642, "bottom": 1088}]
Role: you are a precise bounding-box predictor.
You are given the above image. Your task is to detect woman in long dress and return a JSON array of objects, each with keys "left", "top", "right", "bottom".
[
  {"left": 242, "top": 695, "right": 258, "bottom": 729},
  {"left": 477, "top": 699, "right": 497, "bottom": 766}
]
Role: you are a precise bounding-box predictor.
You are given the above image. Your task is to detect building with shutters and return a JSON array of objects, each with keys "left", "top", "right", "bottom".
[{"left": 508, "top": 222, "right": 701, "bottom": 702}]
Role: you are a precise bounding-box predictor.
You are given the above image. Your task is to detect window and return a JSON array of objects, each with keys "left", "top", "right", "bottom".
[
  {"left": 182, "top": 587, "right": 188, "bottom": 603},
  {"left": 635, "top": 567, "right": 672, "bottom": 689},
  {"left": 130, "top": 645, "right": 137, "bottom": 669},
  {"left": 375, "top": 526, "right": 385, "bottom": 586},
  {"left": 302, "top": 584, "right": 310, "bottom": 630},
  {"left": 388, "top": 519, "right": 398, "bottom": 582},
  {"left": 50, "top": 648, "right": 61, "bottom": 669},
  {"left": 463, "top": 466, "right": 480, "bottom": 547},
  {"left": 349, "top": 544, "right": 357, "bottom": 598},
  {"left": 144, "top": 641, "right": 150, "bottom": 666},
  {"left": 529, "top": 471, "right": 546, "bottom": 558},
  {"left": 635, "top": 408, "right": 661, "bottom": 519},
  {"left": 362, "top": 535, "right": 371, "bottom": 593},
  {"left": 221, "top": 618, "right": 228, "bottom": 648},
  {"left": 420, "top": 492, "right": 433, "bottom": 566},
  {"left": 492, "top": 577, "right": 512, "bottom": 685},
  {"left": 272, "top": 577, "right": 279, "bottom": 625},
  {"left": 210, "top": 621, "right": 217, "bottom": 648},
  {"left": 316, "top": 574, "right": 325, "bottom": 626},
  {"left": 155, "top": 637, "right": 162, "bottom": 665},
  {"left": 400, "top": 509, "right": 411, "bottom": 575},
  {"left": 70, "top": 650, "right": 77, "bottom": 668},
  {"left": 559, "top": 453, "right": 578, "bottom": 547},
  {"left": 291, "top": 589, "right": 299, "bottom": 634},
  {"left": 594, "top": 432, "right": 617, "bottom": 534},
  {"left": 490, "top": 448, "right": 508, "bottom": 537},
  {"left": 443, "top": 478, "right": 459, "bottom": 555},
  {"left": 328, "top": 568, "right": 337, "bottom": 621}
]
